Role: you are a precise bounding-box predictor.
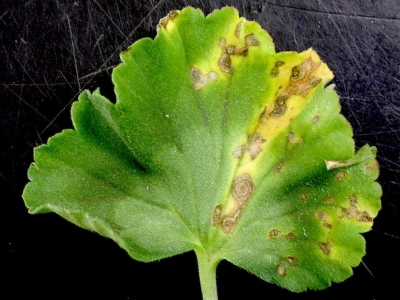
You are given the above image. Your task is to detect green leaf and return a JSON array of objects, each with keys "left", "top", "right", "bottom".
[{"left": 23, "top": 7, "right": 382, "bottom": 298}]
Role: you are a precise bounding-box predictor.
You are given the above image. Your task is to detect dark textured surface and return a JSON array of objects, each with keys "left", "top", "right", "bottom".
[{"left": 1, "top": 1, "right": 399, "bottom": 299}]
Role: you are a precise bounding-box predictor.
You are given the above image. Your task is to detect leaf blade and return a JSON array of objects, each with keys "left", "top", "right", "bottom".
[{"left": 22, "top": 7, "right": 381, "bottom": 294}]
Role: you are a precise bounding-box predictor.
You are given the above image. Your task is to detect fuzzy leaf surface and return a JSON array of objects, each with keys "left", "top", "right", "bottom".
[{"left": 23, "top": 7, "right": 381, "bottom": 292}]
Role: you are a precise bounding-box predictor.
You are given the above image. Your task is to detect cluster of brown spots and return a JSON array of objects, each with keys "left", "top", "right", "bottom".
[
  {"left": 276, "top": 256, "right": 297, "bottom": 277},
  {"left": 232, "top": 133, "right": 266, "bottom": 160},
  {"left": 276, "top": 264, "right": 287, "bottom": 277},
  {"left": 269, "top": 229, "right": 281, "bottom": 238},
  {"left": 288, "top": 58, "right": 322, "bottom": 95},
  {"left": 220, "top": 173, "right": 255, "bottom": 234},
  {"left": 273, "top": 162, "right": 285, "bottom": 173},
  {"left": 232, "top": 174, "right": 255, "bottom": 206},
  {"left": 269, "top": 56, "right": 323, "bottom": 118},
  {"left": 340, "top": 195, "right": 373, "bottom": 222},
  {"left": 269, "top": 230, "right": 295, "bottom": 240},
  {"left": 320, "top": 241, "right": 332, "bottom": 255},
  {"left": 335, "top": 171, "right": 346, "bottom": 181},
  {"left": 218, "top": 33, "right": 260, "bottom": 73},
  {"left": 218, "top": 39, "right": 233, "bottom": 73},
  {"left": 158, "top": 11, "right": 179, "bottom": 29},
  {"left": 285, "top": 232, "right": 295, "bottom": 239},
  {"left": 270, "top": 60, "right": 285, "bottom": 78},
  {"left": 316, "top": 211, "right": 332, "bottom": 229},
  {"left": 270, "top": 95, "right": 288, "bottom": 118},
  {"left": 189, "top": 66, "right": 218, "bottom": 90},
  {"left": 212, "top": 204, "right": 223, "bottom": 226},
  {"left": 286, "top": 256, "right": 296, "bottom": 265},
  {"left": 221, "top": 206, "right": 243, "bottom": 234}
]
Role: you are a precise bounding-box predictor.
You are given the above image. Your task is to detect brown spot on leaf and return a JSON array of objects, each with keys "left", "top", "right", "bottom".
[
  {"left": 269, "top": 229, "right": 281, "bottom": 238},
  {"left": 247, "top": 133, "right": 266, "bottom": 159},
  {"left": 274, "top": 162, "right": 285, "bottom": 173},
  {"left": 218, "top": 31, "right": 258, "bottom": 74},
  {"left": 270, "top": 104, "right": 286, "bottom": 117},
  {"left": 316, "top": 211, "right": 332, "bottom": 228},
  {"left": 324, "top": 195, "right": 334, "bottom": 204},
  {"left": 219, "top": 38, "right": 226, "bottom": 48},
  {"left": 286, "top": 256, "right": 296, "bottom": 265},
  {"left": 285, "top": 232, "right": 295, "bottom": 239},
  {"left": 335, "top": 171, "right": 346, "bottom": 181},
  {"left": 218, "top": 52, "right": 232, "bottom": 73},
  {"left": 270, "top": 61, "right": 285, "bottom": 78},
  {"left": 340, "top": 206, "right": 355, "bottom": 219},
  {"left": 270, "top": 95, "right": 288, "bottom": 117},
  {"left": 287, "top": 132, "right": 295, "bottom": 142},
  {"left": 221, "top": 207, "right": 243, "bottom": 234},
  {"left": 290, "top": 65, "right": 305, "bottom": 81},
  {"left": 366, "top": 160, "right": 379, "bottom": 172},
  {"left": 270, "top": 67, "right": 279, "bottom": 77},
  {"left": 232, "top": 173, "right": 254, "bottom": 206},
  {"left": 300, "top": 193, "right": 308, "bottom": 201},
  {"left": 235, "top": 21, "right": 243, "bottom": 38},
  {"left": 234, "top": 46, "right": 248, "bottom": 56},
  {"left": 232, "top": 144, "right": 246, "bottom": 159},
  {"left": 359, "top": 211, "right": 373, "bottom": 222},
  {"left": 121, "top": 45, "right": 133, "bottom": 55},
  {"left": 218, "top": 38, "right": 233, "bottom": 73},
  {"left": 287, "top": 131, "right": 303, "bottom": 144},
  {"left": 259, "top": 106, "right": 268, "bottom": 123},
  {"left": 312, "top": 115, "right": 320, "bottom": 125},
  {"left": 245, "top": 33, "right": 260, "bottom": 46},
  {"left": 349, "top": 195, "right": 358, "bottom": 206},
  {"left": 221, "top": 216, "right": 235, "bottom": 234},
  {"left": 340, "top": 201, "right": 373, "bottom": 222},
  {"left": 276, "top": 264, "right": 286, "bottom": 277},
  {"left": 316, "top": 211, "right": 327, "bottom": 221},
  {"left": 276, "top": 95, "right": 288, "bottom": 106},
  {"left": 310, "top": 77, "right": 322, "bottom": 87},
  {"left": 320, "top": 241, "right": 332, "bottom": 255},
  {"left": 281, "top": 57, "right": 322, "bottom": 98},
  {"left": 212, "top": 204, "right": 223, "bottom": 226},
  {"left": 190, "top": 66, "right": 218, "bottom": 90},
  {"left": 226, "top": 45, "right": 236, "bottom": 54},
  {"left": 158, "top": 11, "right": 179, "bottom": 29}
]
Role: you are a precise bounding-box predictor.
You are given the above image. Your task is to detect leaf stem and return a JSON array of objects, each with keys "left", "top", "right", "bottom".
[{"left": 195, "top": 249, "right": 219, "bottom": 300}]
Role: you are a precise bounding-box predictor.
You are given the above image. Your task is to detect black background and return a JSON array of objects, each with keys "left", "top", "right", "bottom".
[{"left": 1, "top": 1, "right": 399, "bottom": 299}]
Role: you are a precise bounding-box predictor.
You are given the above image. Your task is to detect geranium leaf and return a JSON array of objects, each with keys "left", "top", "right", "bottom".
[{"left": 23, "top": 7, "right": 381, "bottom": 298}]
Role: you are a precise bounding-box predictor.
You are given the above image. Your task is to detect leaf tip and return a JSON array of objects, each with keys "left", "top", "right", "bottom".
[{"left": 157, "top": 10, "right": 180, "bottom": 31}]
